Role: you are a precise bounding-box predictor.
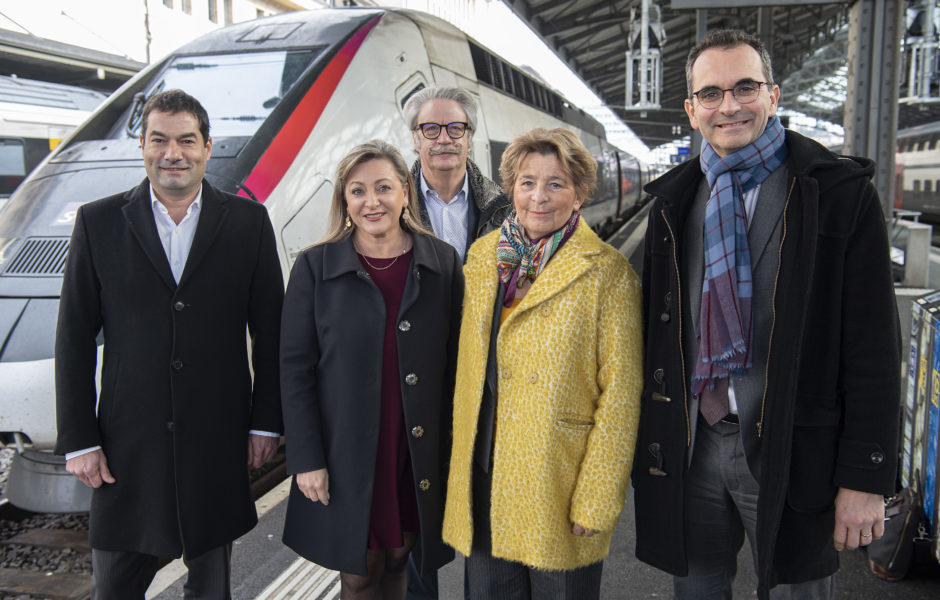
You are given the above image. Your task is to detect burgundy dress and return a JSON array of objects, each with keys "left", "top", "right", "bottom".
[{"left": 357, "top": 249, "right": 421, "bottom": 550}]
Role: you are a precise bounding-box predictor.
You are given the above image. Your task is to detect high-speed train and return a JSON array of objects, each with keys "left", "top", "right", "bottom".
[
  {"left": 0, "top": 75, "right": 106, "bottom": 204},
  {"left": 0, "top": 7, "right": 650, "bottom": 511}
]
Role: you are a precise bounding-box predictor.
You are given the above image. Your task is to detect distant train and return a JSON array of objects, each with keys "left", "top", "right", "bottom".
[
  {"left": 0, "top": 76, "right": 105, "bottom": 204},
  {"left": 896, "top": 120, "right": 940, "bottom": 221},
  {"left": 0, "top": 7, "right": 650, "bottom": 512}
]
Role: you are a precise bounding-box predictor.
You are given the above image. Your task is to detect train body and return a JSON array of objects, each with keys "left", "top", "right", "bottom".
[
  {"left": 896, "top": 120, "right": 940, "bottom": 221},
  {"left": 0, "top": 7, "right": 649, "bottom": 511},
  {"left": 0, "top": 76, "right": 105, "bottom": 205}
]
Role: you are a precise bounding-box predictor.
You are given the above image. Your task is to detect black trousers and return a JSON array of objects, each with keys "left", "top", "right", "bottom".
[{"left": 91, "top": 544, "right": 232, "bottom": 600}]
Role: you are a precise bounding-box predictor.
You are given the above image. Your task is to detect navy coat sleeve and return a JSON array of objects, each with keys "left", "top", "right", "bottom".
[
  {"left": 247, "top": 207, "right": 285, "bottom": 434},
  {"left": 280, "top": 250, "right": 326, "bottom": 475},
  {"left": 54, "top": 204, "right": 105, "bottom": 455},
  {"left": 833, "top": 180, "right": 900, "bottom": 495}
]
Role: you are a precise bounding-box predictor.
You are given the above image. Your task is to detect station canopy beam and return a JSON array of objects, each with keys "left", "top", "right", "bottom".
[{"left": 501, "top": 0, "right": 916, "bottom": 151}]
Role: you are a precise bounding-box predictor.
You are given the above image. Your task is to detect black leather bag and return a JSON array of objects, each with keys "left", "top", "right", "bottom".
[{"left": 867, "top": 487, "right": 926, "bottom": 581}]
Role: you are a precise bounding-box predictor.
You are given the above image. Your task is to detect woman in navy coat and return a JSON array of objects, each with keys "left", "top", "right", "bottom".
[{"left": 280, "top": 140, "right": 462, "bottom": 598}]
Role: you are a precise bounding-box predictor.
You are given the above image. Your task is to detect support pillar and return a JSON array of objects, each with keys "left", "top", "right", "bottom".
[{"left": 844, "top": 0, "right": 903, "bottom": 218}]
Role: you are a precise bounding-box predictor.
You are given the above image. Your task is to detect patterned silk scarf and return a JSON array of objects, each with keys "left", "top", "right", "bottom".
[
  {"left": 694, "top": 116, "right": 787, "bottom": 418},
  {"left": 496, "top": 211, "right": 580, "bottom": 307}
]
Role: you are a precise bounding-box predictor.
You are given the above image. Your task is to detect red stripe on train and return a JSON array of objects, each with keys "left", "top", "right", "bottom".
[{"left": 239, "top": 15, "right": 381, "bottom": 203}]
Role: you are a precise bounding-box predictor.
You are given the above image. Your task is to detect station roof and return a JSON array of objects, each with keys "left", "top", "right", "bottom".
[
  {"left": 503, "top": 0, "right": 940, "bottom": 150},
  {"left": 0, "top": 29, "right": 144, "bottom": 92}
]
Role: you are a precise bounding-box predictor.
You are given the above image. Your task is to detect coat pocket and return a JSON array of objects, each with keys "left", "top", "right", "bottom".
[{"left": 555, "top": 412, "right": 595, "bottom": 432}]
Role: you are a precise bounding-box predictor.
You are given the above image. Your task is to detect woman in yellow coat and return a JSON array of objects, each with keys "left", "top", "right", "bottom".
[{"left": 442, "top": 127, "right": 643, "bottom": 598}]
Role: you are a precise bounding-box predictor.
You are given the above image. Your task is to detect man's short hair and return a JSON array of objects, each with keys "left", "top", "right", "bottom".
[
  {"left": 141, "top": 89, "right": 210, "bottom": 144},
  {"left": 685, "top": 29, "right": 775, "bottom": 97},
  {"left": 403, "top": 86, "right": 478, "bottom": 133}
]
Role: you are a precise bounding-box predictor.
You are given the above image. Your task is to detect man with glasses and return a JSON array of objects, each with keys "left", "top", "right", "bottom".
[
  {"left": 403, "top": 87, "right": 511, "bottom": 263},
  {"left": 634, "top": 30, "right": 899, "bottom": 599}
]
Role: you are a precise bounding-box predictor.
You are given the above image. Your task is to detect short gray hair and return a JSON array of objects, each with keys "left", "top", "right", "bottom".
[{"left": 403, "top": 86, "right": 478, "bottom": 132}]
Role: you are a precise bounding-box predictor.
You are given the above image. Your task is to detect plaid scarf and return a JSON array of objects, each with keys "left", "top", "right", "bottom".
[
  {"left": 693, "top": 116, "right": 787, "bottom": 395},
  {"left": 496, "top": 211, "right": 579, "bottom": 307}
]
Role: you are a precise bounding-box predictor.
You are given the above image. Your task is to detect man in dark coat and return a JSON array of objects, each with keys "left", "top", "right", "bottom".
[
  {"left": 401, "top": 86, "right": 510, "bottom": 599},
  {"left": 633, "top": 30, "right": 900, "bottom": 599},
  {"left": 55, "top": 89, "right": 284, "bottom": 599},
  {"left": 404, "top": 86, "right": 512, "bottom": 263}
]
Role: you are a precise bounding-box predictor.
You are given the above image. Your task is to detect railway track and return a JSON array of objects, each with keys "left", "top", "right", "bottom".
[{"left": 0, "top": 449, "right": 286, "bottom": 600}]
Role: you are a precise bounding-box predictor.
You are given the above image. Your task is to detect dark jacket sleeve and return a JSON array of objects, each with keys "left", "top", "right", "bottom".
[
  {"left": 833, "top": 181, "right": 900, "bottom": 495},
  {"left": 54, "top": 205, "right": 104, "bottom": 454},
  {"left": 280, "top": 251, "right": 326, "bottom": 475},
  {"left": 247, "top": 207, "right": 285, "bottom": 434}
]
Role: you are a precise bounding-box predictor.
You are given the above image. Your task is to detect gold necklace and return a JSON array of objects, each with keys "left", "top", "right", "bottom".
[{"left": 353, "top": 238, "right": 409, "bottom": 271}]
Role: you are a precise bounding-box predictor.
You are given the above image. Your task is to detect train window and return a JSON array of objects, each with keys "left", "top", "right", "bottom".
[
  {"left": 931, "top": 139, "right": 938, "bottom": 150},
  {"left": 914, "top": 180, "right": 921, "bottom": 192},
  {"left": 399, "top": 83, "right": 425, "bottom": 108},
  {"left": 126, "top": 49, "right": 321, "bottom": 139},
  {"left": 927, "top": 180, "right": 933, "bottom": 193},
  {"left": 0, "top": 139, "right": 26, "bottom": 197}
]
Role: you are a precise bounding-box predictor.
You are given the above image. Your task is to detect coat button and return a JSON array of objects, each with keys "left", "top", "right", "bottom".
[
  {"left": 500, "top": 369, "right": 512, "bottom": 380},
  {"left": 405, "top": 373, "right": 418, "bottom": 386},
  {"left": 174, "top": 301, "right": 185, "bottom": 311},
  {"left": 171, "top": 360, "right": 183, "bottom": 370},
  {"left": 411, "top": 426, "right": 424, "bottom": 438},
  {"left": 167, "top": 421, "right": 175, "bottom": 432},
  {"left": 653, "top": 368, "right": 664, "bottom": 384},
  {"left": 540, "top": 305, "right": 551, "bottom": 318},
  {"left": 419, "top": 479, "right": 430, "bottom": 491},
  {"left": 357, "top": 270, "right": 371, "bottom": 279},
  {"left": 414, "top": 268, "right": 421, "bottom": 280},
  {"left": 399, "top": 320, "right": 411, "bottom": 332},
  {"left": 527, "top": 372, "right": 538, "bottom": 384},
  {"left": 870, "top": 451, "right": 885, "bottom": 465},
  {"left": 660, "top": 312, "right": 670, "bottom": 322}
]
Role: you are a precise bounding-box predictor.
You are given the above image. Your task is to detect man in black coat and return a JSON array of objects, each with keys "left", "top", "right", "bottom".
[
  {"left": 633, "top": 30, "right": 900, "bottom": 599},
  {"left": 55, "top": 90, "right": 284, "bottom": 599}
]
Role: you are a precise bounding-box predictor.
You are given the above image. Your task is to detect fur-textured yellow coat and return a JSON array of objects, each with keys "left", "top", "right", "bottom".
[{"left": 442, "top": 220, "right": 643, "bottom": 570}]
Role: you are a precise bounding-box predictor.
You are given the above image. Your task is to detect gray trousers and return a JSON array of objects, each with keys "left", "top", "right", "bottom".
[
  {"left": 465, "top": 459, "right": 603, "bottom": 600},
  {"left": 675, "top": 418, "right": 834, "bottom": 600},
  {"left": 91, "top": 544, "right": 232, "bottom": 600}
]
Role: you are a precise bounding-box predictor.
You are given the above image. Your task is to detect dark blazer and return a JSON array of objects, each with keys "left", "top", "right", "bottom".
[
  {"left": 633, "top": 130, "right": 901, "bottom": 598},
  {"left": 280, "top": 232, "right": 462, "bottom": 576},
  {"left": 55, "top": 179, "right": 284, "bottom": 560}
]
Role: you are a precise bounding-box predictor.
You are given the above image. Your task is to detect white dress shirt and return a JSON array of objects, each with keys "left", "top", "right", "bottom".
[{"left": 420, "top": 170, "right": 470, "bottom": 261}]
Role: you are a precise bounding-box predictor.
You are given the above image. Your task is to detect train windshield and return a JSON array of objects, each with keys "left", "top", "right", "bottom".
[{"left": 125, "top": 48, "right": 321, "bottom": 139}]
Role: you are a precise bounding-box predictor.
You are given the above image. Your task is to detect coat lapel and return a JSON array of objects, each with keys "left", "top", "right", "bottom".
[
  {"left": 177, "top": 181, "right": 229, "bottom": 289},
  {"left": 747, "top": 166, "right": 788, "bottom": 270},
  {"left": 121, "top": 180, "right": 177, "bottom": 291}
]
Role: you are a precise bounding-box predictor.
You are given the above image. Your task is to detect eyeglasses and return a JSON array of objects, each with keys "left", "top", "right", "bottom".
[
  {"left": 416, "top": 122, "right": 470, "bottom": 140},
  {"left": 691, "top": 81, "right": 767, "bottom": 109}
]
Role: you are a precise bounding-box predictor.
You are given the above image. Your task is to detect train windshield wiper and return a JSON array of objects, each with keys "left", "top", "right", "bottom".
[{"left": 170, "top": 63, "right": 219, "bottom": 71}]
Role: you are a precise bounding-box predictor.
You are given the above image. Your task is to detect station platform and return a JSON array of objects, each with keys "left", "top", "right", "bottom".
[
  {"left": 143, "top": 476, "right": 940, "bottom": 600},
  {"left": 144, "top": 206, "right": 940, "bottom": 599}
]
